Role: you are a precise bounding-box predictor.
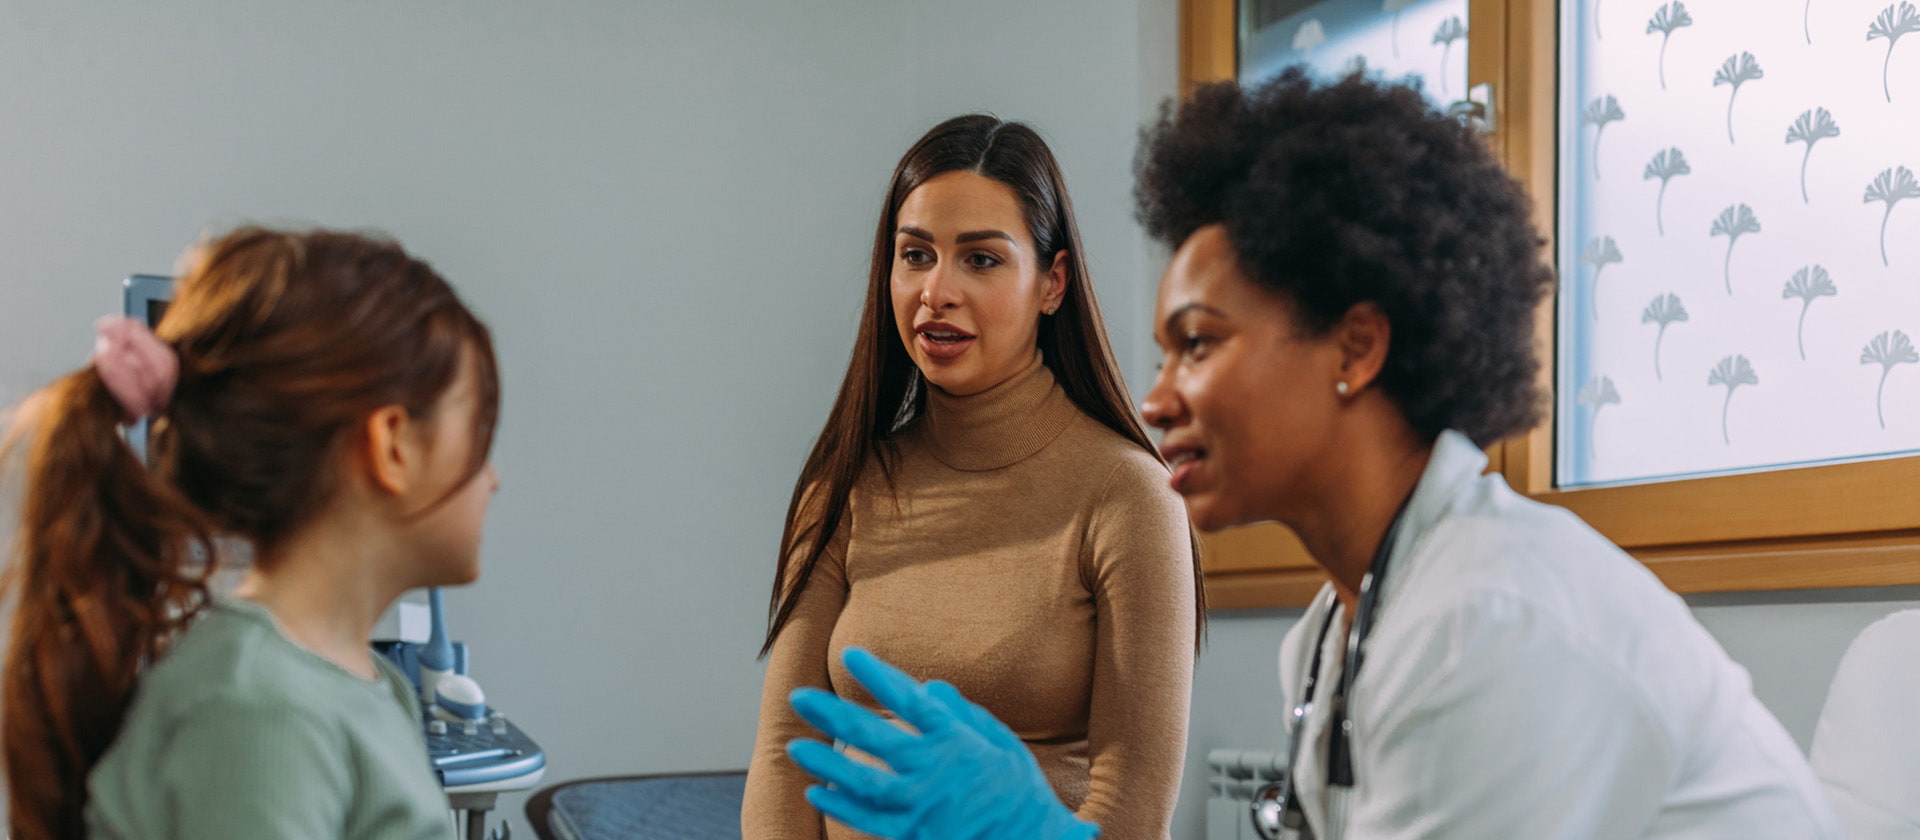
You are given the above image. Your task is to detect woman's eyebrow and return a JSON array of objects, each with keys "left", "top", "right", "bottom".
[
  {"left": 895, "top": 227, "right": 1018, "bottom": 246},
  {"left": 1160, "top": 302, "right": 1228, "bottom": 332}
]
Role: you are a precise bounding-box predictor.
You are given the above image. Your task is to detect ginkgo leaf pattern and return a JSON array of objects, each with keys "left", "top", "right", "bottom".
[
  {"left": 1785, "top": 108, "right": 1840, "bottom": 203},
  {"left": 1864, "top": 166, "right": 1919, "bottom": 266},
  {"left": 1385, "top": 0, "right": 1418, "bottom": 57},
  {"left": 1647, "top": 2, "right": 1693, "bottom": 91},
  {"left": 1868, "top": 3, "right": 1919, "bottom": 102},
  {"left": 1294, "top": 18, "right": 1327, "bottom": 53},
  {"left": 1643, "top": 293, "right": 1688, "bottom": 381},
  {"left": 1713, "top": 52, "right": 1764, "bottom": 144},
  {"left": 1710, "top": 204, "right": 1761, "bottom": 294},
  {"left": 1578, "top": 376, "right": 1622, "bottom": 455},
  {"left": 1583, "top": 95, "right": 1625, "bottom": 179},
  {"left": 1433, "top": 16, "right": 1467, "bottom": 96},
  {"left": 1861, "top": 330, "right": 1918, "bottom": 428},
  {"left": 1708, "top": 355, "right": 1759, "bottom": 444},
  {"left": 1562, "top": 0, "right": 1920, "bottom": 481},
  {"left": 1582, "top": 236, "right": 1624, "bottom": 317},
  {"left": 1644, "top": 147, "right": 1690, "bottom": 235},
  {"left": 1782, "top": 266, "right": 1837, "bottom": 360}
]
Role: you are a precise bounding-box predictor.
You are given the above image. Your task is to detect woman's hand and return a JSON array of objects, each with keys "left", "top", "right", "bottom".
[{"left": 786, "top": 648, "right": 1100, "bottom": 840}]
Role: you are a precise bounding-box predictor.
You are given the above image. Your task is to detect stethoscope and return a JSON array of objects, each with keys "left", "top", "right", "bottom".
[{"left": 1249, "top": 503, "right": 1409, "bottom": 840}]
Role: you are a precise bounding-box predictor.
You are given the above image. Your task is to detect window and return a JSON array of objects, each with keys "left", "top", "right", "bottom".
[
  {"left": 1239, "top": 0, "right": 1468, "bottom": 106},
  {"left": 1180, "top": 0, "right": 1920, "bottom": 609},
  {"left": 1557, "top": 0, "right": 1920, "bottom": 488}
]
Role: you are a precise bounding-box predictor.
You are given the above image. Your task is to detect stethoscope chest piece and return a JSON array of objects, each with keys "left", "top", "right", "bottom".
[
  {"left": 1250, "top": 776, "right": 1304, "bottom": 839},
  {"left": 1249, "top": 697, "right": 1316, "bottom": 837}
]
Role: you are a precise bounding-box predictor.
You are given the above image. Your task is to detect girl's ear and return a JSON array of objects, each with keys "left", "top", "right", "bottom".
[{"left": 359, "top": 406, "right": 414, "bottom": 496}]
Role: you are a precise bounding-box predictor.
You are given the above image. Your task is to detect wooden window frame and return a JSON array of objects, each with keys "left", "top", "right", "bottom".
[{"left": 1180, "top": 0, "right": 1920, "bottom": 609}]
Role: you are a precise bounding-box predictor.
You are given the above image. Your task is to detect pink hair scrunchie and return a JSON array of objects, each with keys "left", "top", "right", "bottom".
[{"left": 92, "top": 316, "right": 179, "bottom": 423}]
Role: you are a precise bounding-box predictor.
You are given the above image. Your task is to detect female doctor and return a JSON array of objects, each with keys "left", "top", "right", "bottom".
[{"left": 781, "top": 71, "right": 1843, "bottom": 839}]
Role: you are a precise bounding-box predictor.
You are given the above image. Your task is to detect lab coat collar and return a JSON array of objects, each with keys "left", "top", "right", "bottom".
[
  {"left": 1290, "top": 429, "right": 1484, "bottom": 627},
  {"left": 1374, "top": 429, "right": 1486, "bottom": 630},
  {"left": 1287, "top": 430, "right": 1485, "bottom": 837}
]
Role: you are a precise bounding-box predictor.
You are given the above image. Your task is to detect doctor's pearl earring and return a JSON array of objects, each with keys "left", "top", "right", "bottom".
[{"left": 1336, "top": 381, "right": 1350, "bottom": 395}]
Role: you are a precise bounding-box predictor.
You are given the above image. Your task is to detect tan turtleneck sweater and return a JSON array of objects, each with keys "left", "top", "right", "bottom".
[{"left": 744, "top": 357, "right": 1196, "bottom": 840}]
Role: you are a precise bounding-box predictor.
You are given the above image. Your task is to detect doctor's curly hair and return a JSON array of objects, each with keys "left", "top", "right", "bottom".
[{"left": 1135, "top": 69, "right": 1554, "bottom": 447}]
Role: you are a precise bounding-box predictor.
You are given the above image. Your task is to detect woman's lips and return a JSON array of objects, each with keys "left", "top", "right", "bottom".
[
  {"left": 917, "top": 329, "right": 975, "bottom": 359},
  {"left": 1167, "top": 449, "right": 1206, "bottom": 493}
]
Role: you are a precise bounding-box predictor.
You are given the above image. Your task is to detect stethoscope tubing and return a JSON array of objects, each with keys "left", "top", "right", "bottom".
[{"left": 1251, "top": 501, "right": 1411, "bottom": 840}]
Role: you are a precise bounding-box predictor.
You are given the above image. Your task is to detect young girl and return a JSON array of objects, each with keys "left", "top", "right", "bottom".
[{"left": 3, "top": 227, "right": 500, "bottom": 840}]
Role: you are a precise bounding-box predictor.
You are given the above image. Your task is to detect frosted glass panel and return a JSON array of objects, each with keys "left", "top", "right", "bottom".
[
  {"left": 1239, "top": 0, "right": 1469, "bottom": 106},
  {"left": 1557, "top": 0, "right": 1920, "bottom": 487}
]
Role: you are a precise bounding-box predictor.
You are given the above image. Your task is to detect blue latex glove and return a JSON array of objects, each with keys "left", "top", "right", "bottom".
[{"left": 786, "top": 648, "right": 1100, "bottom": 840}]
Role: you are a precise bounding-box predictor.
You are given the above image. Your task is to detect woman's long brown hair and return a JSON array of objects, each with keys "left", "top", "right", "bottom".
[
  {"left": 2, "top": 227, "right": 498, "bottom": 840},
  {"left": 761, "top": 115, "right": 1205, "bottom": 657}
]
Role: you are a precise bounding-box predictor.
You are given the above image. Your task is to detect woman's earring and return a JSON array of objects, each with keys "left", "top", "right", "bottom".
[
  {"left": 1335, "top": 381, "right": 1350, "bottom": 395},
  {"left": 1044, "top": 303, "right": 1059, "bottom": 315}
]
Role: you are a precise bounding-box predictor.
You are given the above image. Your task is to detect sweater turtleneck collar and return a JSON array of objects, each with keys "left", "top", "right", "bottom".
[{"left": 917, "top": 353, "right": 1079, "bottom": 471}]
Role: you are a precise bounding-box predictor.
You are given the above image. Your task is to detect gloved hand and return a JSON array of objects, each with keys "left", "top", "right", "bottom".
[{"left": 786, "top": 647, "right": 1100, "bottom": 840}]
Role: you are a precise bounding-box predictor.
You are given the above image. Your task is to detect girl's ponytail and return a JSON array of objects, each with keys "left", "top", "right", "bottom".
[{"left": 4, "top": 366, "right": 214, "bottom": 840}]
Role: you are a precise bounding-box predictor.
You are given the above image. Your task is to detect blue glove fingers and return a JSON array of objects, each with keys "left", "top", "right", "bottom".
[
  {"left": 925, "top": 680, "right": 1025, "bottom": 753},
  {"left": 840, "top": 648, "right": 956, "bottom": 736},
  {"left": 790, "top": 688, "right": 917, "bottom": 759},
  {"left": 924, "top": 679, "right": 1100, "bottom": 840},
  {"left": 786, "top": 739, "right": 908, "bottom": 807},
  {"left": 805, "top": 784, "right": 906, "bottom": 839}
]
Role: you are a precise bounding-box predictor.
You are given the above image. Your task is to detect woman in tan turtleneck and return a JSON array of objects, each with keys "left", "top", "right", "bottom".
[{"left": 742, "top": 115, "right": 1202, "bottom": 840}]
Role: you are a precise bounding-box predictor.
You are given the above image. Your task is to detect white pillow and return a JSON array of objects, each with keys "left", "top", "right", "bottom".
[{"left": 1809, "top": 609, "right": 1920, "bottom": 839}]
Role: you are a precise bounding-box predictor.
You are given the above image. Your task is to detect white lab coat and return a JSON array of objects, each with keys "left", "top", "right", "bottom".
[{"left": 1277, "top": 431, "right": 1842, "bottom": 839}]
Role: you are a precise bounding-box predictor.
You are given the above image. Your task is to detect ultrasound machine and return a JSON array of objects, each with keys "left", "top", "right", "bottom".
[
  {"left": 125, "top": 275, "right": 546, "bottom": 840},
  {"left": 376, "top": 590, "right": 546, "bottom": 840}
]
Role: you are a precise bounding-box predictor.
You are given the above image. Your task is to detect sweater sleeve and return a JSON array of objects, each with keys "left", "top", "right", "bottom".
[
  {"left": 742, "top": 492, "right": 850, "bottom": 840},
  {"left": 151, "top": 698, "right": 354, "bottom": 840},
  {"left": 1075, "top": 458, "right": 1197, "bottom": 840}
]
